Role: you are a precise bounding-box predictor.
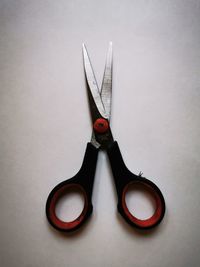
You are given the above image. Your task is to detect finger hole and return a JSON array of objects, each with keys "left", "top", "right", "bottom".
[
  {"left": 55, "top": 187, "right": 85, "bottom": 222},
  {"left": 121, "top": 181, "right": 163, "bottom": 228},
  {"left": 125, "top": 183, "right": 156, "bottom": 220},
  {"left": 48, "top": 184, "right": 89, "bottom": 231}
]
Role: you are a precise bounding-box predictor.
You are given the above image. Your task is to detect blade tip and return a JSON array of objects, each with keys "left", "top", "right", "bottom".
[{"left": 82, "top": 43, "right": 88, "bottom": 57}]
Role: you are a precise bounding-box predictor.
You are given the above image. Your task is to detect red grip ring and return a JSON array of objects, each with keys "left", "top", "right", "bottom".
[
  {"left": 121, "top": 181, "right": 163, "bottom": 228},
  {"left": 48, "top": 184, "right": 89, "bottom": 231}
]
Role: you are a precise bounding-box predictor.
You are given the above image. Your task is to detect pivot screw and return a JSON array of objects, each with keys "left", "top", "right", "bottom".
[{"left": 93, "top": 118, "right": 109, "bottom": 133}]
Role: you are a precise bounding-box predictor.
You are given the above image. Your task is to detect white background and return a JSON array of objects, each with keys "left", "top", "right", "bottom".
[{"left": 1, "top": 1, "right": 200, "bottom": 266}]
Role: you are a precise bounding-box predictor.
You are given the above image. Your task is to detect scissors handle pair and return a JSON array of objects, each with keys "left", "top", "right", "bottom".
[
  {"left": 46, "top": 141, "right": 165, "bottom": 232},
  {"left": 46, "top": 43, "right": 165, "bottom": 232}
]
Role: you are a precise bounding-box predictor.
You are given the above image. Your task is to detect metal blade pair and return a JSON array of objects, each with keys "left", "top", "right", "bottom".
[{"left": 82, "top": 43, "right": 112, "bottom": 148}]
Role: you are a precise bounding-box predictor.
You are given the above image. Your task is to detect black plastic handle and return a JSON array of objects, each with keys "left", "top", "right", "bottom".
[
  {"left": 46, "top": 143, "right": 98, "bottom": 232},
  {"left": 107, "top": 141, "right": 165, "bottom": 229}
]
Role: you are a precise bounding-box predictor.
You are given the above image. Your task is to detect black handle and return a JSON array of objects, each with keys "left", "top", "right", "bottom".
[
  {"left": 107, "top": 141, "right": 165, "bottom": 229},
  {"left": 46, "top": 143, "right": 98, "bottom": 232}
]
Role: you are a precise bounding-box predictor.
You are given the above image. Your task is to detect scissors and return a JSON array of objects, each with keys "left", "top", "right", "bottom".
[{"left": 46, "top": 43, "right": 165, "bottom": 232}]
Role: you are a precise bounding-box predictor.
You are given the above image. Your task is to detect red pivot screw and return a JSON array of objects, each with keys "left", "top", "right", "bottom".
[{"left": 93, "top": 118, "right": 109, "bottom": 133}]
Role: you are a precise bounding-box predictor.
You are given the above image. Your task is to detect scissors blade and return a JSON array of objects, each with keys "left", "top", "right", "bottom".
[
  {"left": 82, "top": 43, "right": 108, "bottom": 120},
  {"left": 100, "top": 42, "right": 112, "bottom": 121}
]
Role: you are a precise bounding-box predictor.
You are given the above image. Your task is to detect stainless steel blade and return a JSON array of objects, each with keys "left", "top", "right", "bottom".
[
  {"left": 100, "top": 42, "right": 112, "bottom": 120},
  {"left": 82, "top": 43, "right": 108, "bottom": 120},
  {"left": 83, "top": 43, "right": 113, "bottom": 148}
]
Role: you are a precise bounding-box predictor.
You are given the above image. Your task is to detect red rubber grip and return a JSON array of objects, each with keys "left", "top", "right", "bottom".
[
  {"left": 121, "top": 181, "right": 164, "bottom": 228},
  {"left": 47, "top": 184, "right": 89, "bottom": 231}
]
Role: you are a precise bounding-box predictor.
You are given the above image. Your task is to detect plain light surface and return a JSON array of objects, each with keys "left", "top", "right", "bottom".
[{"left": 0, "top": 1, "right": 200, "bottom": 266}]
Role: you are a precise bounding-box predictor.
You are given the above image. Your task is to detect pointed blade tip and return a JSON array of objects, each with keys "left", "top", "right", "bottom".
[{"left": 82, "top": 43, "right": 87, "bottom": 52}]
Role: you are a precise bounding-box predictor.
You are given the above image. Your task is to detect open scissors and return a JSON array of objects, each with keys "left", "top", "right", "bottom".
[{"left": 46, "top": 43, "right": 165, "bottom": 232}]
